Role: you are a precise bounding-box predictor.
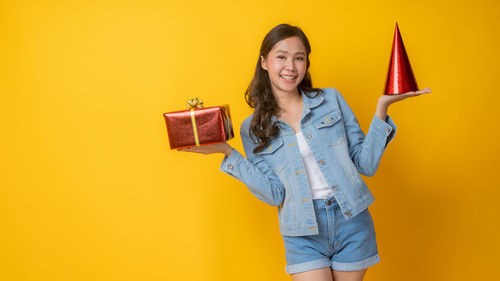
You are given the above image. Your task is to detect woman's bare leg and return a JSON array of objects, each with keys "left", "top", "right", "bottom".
[
  {"left": 331, "top": 268, "right": 367, "bottom": 281},
  {"left": 290, "top": 267, "right": 333, "bottom": 281}
]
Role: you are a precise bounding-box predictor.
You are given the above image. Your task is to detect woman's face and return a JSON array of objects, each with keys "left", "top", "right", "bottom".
[{"left": 261, "top": 36, "right": 307, "bottom": 96}]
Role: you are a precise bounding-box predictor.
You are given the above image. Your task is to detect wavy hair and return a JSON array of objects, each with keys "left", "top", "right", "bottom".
[{"left": 245, "top": 23, "right": 323, "bottom": 153}]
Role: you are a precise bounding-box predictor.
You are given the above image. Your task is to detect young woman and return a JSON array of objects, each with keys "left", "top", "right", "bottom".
[{"left": 179, "top": 23, "right": 431, "bottom": 281}]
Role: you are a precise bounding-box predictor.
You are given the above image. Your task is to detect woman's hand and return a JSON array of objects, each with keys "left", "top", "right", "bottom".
[
  {"left": 177, "top": 142, "right": 233, "bottom": 157},
  {"left": 375, "top": 88, "right": 432, "bottom": 121},
  {"left": 379, "top": 87, "right": 432, "bottom": 107}
]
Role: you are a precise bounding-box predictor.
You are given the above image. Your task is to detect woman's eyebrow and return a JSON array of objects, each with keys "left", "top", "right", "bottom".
[{"left": 276, "top": 50, "right": 306, "bottom": 55}]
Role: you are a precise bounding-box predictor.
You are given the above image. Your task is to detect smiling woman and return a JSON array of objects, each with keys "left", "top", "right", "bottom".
[
  {"left": 245, "top": 24, "right": 324, "bottom": 153},
  {"left": 261, "top": 42, "right": 307, "bottom": 86},
  {"left": 178, "top": 23, "right": 431, "bottom": 281}
]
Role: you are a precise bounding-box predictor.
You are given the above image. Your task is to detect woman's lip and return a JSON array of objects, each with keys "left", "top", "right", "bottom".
[{"left": 280, "top": 75, "right": 297, "bottom": 82}]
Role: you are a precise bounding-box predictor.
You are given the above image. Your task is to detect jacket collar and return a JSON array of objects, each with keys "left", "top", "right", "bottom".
[{"left": 270, "top": 89, "right": 325, "bottom": 125}]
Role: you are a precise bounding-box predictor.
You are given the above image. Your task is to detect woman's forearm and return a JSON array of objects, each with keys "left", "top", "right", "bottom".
[{"left": 375, "top": 100, "right": 389, "bottom": 121}]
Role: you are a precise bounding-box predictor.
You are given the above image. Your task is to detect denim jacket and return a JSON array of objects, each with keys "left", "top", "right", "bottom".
[{"left": 219, "top": 87, "right": 397, "bottom": 236}]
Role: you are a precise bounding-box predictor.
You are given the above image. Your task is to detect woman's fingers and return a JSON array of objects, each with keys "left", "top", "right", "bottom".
[
  {"left": 177, "top": 143, "right": 224, "bottom": 155},
  {"left": 415, "top": 88, "right": 432, "bottom": 95},
  {"left": 397, "top": 88, "right": 432, "bottom": 98},
  {"left": 178, "top": 147, "right": 203, "bottom": 154}
]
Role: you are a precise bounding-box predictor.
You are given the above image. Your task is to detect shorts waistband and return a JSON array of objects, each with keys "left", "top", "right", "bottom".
[{"left": 312, "top": 195, "right": 339, "bottom": 210}]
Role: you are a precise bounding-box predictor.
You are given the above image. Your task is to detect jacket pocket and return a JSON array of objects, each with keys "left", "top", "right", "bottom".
[
  {"left": 255, "top": 136, "right": 288, "bottom": 172},
  {"left": 313, "top": 109, "right": 346, "bottom": 145}
]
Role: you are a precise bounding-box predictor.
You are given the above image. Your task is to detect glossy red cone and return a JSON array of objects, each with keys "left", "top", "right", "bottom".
[{"left": 383, "top": 22, "right": 419, "bottom": 95}]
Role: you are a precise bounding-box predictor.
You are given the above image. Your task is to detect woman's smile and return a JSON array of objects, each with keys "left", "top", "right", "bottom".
[
  {"left": 260, "top": 36, "right": 307, "bottom": 95},
  {"left": 280, "top": 74, "right": 298, "bottom": 81}
]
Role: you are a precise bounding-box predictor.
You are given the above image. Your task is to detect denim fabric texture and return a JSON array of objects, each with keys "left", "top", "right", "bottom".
[
  {"left": 283, "top": 195, "right": 380, "bottom": 274},
  {"left": 219, "top": 87, "right": 397, "bottom": 236}
]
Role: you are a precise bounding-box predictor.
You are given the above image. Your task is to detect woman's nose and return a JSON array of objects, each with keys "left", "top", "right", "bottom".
[{"left": 285, "top": 58, "right": 295, "bottom": 70}]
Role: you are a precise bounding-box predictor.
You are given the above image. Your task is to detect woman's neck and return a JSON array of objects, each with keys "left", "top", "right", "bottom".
[
  {"left": 274, "top": 89, "right": 303, "bottom": 119},
  {"left": 274, "top": 89, "right": 301, "bottom": 111}
]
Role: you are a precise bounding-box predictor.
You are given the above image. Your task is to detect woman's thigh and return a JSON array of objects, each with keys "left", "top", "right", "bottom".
[
  {"left": 290, "top": 267, "right": 333, "bottom": 281},
  {"left": 332, "top": 268, "right": 368, "bottom": 281},
  {"left": 289, "top": 268, "right": 368, "bottom": 281}
]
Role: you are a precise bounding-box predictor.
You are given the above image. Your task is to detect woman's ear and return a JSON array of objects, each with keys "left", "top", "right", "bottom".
[{"left": 260, "top": 55, "right": 268, "bottom": 71}]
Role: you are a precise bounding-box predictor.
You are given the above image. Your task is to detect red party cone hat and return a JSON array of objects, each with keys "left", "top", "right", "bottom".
[{"left": 383, "top": 22, "right": 419, "bottom": 95}]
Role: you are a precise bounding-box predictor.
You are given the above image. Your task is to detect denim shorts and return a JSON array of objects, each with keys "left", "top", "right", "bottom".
[{"left": 282, "top": 195, "right": 380, "bottom": 274}]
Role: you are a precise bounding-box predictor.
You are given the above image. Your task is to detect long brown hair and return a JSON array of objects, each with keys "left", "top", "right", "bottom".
[{"left": 245, "top": 23, "right": 323, "bottom": 153}]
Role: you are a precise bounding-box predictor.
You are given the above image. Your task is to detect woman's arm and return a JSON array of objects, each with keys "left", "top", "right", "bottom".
[
  {"left": 335, "top": 87, "right": 431, "bottom": 176},
  {"left": 178, "top": 124, "right": 286, "bottom": 207},
  {"left": 335, "top": 89, "right": 397, "bottom": 177},
  {"left": 375, "top": 101, "right": 388, "bottom": 122}
]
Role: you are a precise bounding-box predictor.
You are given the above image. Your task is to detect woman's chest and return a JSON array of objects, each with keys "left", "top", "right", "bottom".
[
  {"left": 278, "top": 111, "right": 302, "bottom": 134},
  {"left": 258, "top": 107, "right": 348, "bottom": 173}
]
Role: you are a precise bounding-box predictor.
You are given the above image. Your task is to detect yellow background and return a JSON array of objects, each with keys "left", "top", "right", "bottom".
[{"left": 1, "top": 0, "right": 499, "bottom": 280}]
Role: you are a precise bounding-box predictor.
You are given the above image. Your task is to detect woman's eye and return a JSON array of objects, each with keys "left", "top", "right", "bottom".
[{"left": 277, "top": 55, "right": 304, "bottom": 60}]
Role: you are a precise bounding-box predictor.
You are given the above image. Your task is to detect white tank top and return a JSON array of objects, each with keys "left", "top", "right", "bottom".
[{"left": 295, "top": 131, "right": 334, "bottom": 199}]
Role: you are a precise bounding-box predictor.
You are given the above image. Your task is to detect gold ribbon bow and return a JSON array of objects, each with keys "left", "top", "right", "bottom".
[{"left": 186, "top": 98, "right": 204, "bottom": 146}]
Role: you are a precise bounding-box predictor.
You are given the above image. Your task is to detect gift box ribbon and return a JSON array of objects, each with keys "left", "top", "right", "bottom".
[{"left": 186, "top": 98, "right": 204, "bottom": 146}]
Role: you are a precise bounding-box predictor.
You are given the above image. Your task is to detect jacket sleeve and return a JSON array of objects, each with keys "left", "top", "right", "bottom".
[
  {"left": 334, "top": 88, "right": 397, "bottom": 176},
  {"left": 218, "top": 122, "right": 285, "bottom": 207}
]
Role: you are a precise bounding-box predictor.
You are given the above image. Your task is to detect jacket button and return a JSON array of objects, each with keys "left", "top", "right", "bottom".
[
  {"left": 346, "top": 211, "right": 352, "bottom": 217},
  {"left": 333, "top": 185, "right": 338, "bottom": 191},
  {"left": 306, "top": 133, "right": 311, "bottom": 139},
  {"left": 318, "top": 160, "right": 325, "bottom": 165},
  {"left": 385, "top": 128, "right": 390, "bottom": 133},
  {"left": 227, "top": 164, "right": 233, "bottom": 170},
  {"left": 326, "top": 201, "right": 331, "bottom": 206}
]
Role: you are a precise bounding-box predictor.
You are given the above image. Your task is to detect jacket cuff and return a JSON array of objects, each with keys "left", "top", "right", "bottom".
[
  {"left": 219, "top": 148, "right": 244, "bottom": 179},
  {"left": 370, "top": 114, "right": 397, "bottom": 148}
]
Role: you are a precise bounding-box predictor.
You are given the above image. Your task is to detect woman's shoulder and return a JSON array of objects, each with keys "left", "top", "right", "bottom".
[
  {"left": 239, "top": 113, "right": 255, "bottom": 138},
  {"left": 319, "top": 87, "right": 341, "bottom": 97},
  {"left": 306, "top": 87, "right": 340, "bottom": 97},
  {"left": 239, "top": 87, "right": 343, "bottom": 131},
  {"left": 307, "top": 87, "right": 342, "bottom": 105}
]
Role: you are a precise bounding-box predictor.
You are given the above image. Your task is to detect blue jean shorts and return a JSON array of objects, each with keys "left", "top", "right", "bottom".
[{"left": 282, "top": 195, "right": 380, "bottom": 274}]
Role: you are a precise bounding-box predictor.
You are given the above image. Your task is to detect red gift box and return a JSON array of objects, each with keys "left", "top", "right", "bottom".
[{"left": 163, "top": 98, "right": 234, "bottom": 149}]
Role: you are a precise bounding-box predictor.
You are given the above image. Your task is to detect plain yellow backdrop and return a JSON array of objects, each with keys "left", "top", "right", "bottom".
[{"left": 1, "top": 0, "right": 499, "bottom": 280}]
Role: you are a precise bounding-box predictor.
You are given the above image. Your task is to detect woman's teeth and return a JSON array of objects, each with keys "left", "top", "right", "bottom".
[{"left": 280, "top": 75, "right": 297, "bottom": 80}]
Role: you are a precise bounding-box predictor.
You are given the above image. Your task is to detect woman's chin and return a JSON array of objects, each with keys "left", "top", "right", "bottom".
[{"left": 280, "top": 83, "right": 299, "bottom": 91}]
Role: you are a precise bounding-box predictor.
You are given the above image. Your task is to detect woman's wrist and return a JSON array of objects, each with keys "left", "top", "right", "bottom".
[
  {"left": 224, "top": 146, "right": 233, "bottom": 157},
  {"left": 375, "top": 100, "right": 389, "bottom": 121}
]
